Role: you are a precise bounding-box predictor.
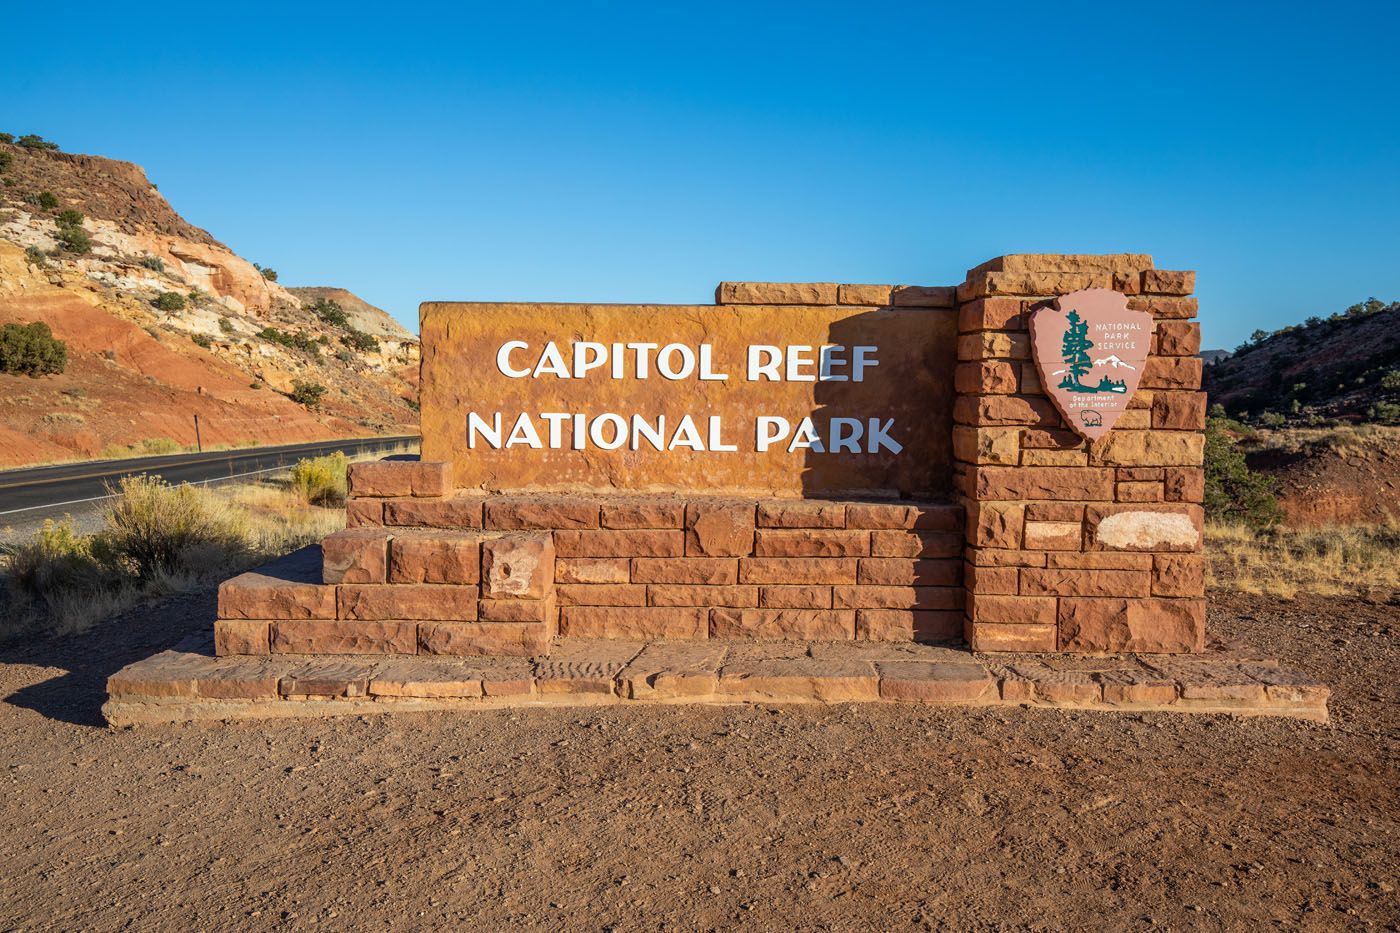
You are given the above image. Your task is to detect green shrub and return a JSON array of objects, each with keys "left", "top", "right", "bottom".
[
  {"left": 1204, "top": 418, "right": 1281, "bottom": 528},
  {"left": 97, "top": 475, "right": 248, "bottom": 582},
  {"left": 1368, "top": 401, "right": 1400, "bottom": 424},
  {"left": 341, "top": 327, "right": 379, "bottom": 353},
  {"left": 219, "top": 316, "right": 235, "bottom": 334},
  {"left": 32, "top": 191, "right": 58, "bottom": 210},
  {"left": 0, "top": 132, "right": 13, "bottom": 144},
  {"left": 311, "top": 298, "right": 348, "bottom": 327},
  {"left": 289, "top": 451, "right": 348, "bottom": 506},
  {"left": 24, "top": 246, "right": 47, "bottom": 268},
  {"left": 288, "top": 380, "right": 327, "bottom": 408},
  {"left": 259, "top": 326, "right": 320, "bottom": 355},
  {"left": 0, "top": 321, "right": 67, "bottom": 376},
  {"left": 0, "top": 151, "right": 12, "bottom": 172},
  {"left": 1381, "top": 370, "right": 1400, "bottom": 391},
  {"left": 253, "top": 263, "right": 278, "bottom": 282},
  {"left": 140, "top": 255, "right": 164, "bottom": 272},
  {"left": 154, "top": 291, "right": 186, "bottom": 312},
  {"left": 4, "top": 518, "right": 117, "bottom": 612},
  {"left": 56, "top": 224, "right": 90, "bottom": 254},
  {"left": 17, "top": 134, "right": 59, "bottom": 152},
  {"left": 249, "top": 381, "right": 262, "bottom": 389},
  {"left": 56, "top": 209, "right": 83, "bottom": 227},
  {"left": 192, "top": 334, "right": 212, "bottom": 348},
  {"left": 1258, "top": 411, "right": 1287, "bottom": 428}
]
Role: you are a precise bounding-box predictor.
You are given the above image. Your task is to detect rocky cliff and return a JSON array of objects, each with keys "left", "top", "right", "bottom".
[{"left": 0, "top": 138, "right": 419, "bottom": 467}]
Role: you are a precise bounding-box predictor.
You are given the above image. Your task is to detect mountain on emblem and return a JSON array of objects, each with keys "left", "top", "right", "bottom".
[{"left": 1029, "top": 288, "right": 1153, "bottom": 441}]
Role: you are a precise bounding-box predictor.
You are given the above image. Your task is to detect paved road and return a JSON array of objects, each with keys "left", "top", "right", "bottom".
[{"left": 0, "top": 435, "right": 418, "bottom": 522}]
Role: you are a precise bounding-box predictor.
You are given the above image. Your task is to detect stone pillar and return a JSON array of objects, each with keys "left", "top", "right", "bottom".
[{"left": 954, "top": 255, "right": 1206, "bottom": 653}]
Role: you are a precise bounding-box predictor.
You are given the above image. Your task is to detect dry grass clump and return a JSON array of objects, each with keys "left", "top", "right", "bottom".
[
  {"left": 1206, "top": 520, "right": 1400, "bottom": 598},
  {"left": 1247, "top": 424, "right": 1400, "bottom": 460},
  {"left": 289, "top": 451, "right": 348, "bottom": 506},
  {"left": 0, "top": 473, "right": 344, "bottom": 642}
]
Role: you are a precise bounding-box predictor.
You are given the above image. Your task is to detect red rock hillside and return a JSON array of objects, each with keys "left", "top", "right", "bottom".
[{"left": 0, "top": 138, "right": 419, "bottom": 467}]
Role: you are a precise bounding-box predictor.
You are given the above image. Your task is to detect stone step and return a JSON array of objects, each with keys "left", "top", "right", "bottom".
[{"left": 104, "top": 638, "right": 1329, "bottom": 726}]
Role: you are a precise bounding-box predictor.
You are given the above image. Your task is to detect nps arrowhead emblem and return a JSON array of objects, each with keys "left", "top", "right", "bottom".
[{"left": 1029, "top": 288, "right": 1153, "bottom": 441}]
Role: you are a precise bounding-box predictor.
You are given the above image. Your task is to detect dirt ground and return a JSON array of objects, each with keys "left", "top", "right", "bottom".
[{"left": 0, "top": 588, "right": 1396, "bottom": 931}]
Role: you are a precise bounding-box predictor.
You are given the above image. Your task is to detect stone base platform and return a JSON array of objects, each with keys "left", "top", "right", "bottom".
[{"left": 103, "top": 635, "right": 1328, "bottom": 726}]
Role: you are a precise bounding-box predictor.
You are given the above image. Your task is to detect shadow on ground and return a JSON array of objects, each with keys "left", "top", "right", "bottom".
[{"left": 2, "top": 587, "right": 215, "bottom": 727}]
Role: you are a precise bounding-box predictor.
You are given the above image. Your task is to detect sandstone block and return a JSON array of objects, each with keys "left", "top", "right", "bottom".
[
  {"left": 1020, "top": 448, "right": 1088, "bottom": 467},
  {"left": 648, "top": 584, "right": 758, "bottom": 608},
  {"left": 554, "top": 529, "right": 684, "bottom": 558},
  {"left": 1154, "top": 321, "right": 1201, "bottom": 356},
  {"left": 1116, "top": 481, "right": 1165, "bottom": 502},
  {"left": 962, "top": 562, "right": 1019, "bottom": 595},
  {"left": 759, "top": 585, "right": 833, "bottom": 609},
  {"left": 1153, "top": 554, "right": 1205, "bottom": 597},
  {"left": 952, "top": 426, "right": 1021, "bottom": 465},
  {"left": 1152, "top": 392, "right": 1207, "bottom": 430},
  {"left": 600, "top": 499, "right": 686, "bottom": 529},
  {"left": 559, "top": 606, "right": 706, "bottom": 639},
  {"left": 1045, "top": 552, "right": 1153, "bottom": 570},
  {"left": 383, "top": 497, "right": 483, "bottom": 528},
  {"left": 1128, "top": 296, "right": 1198, "bottom": 319},
  {"left": 856, "top": 609, "right": 962, "bottom": 642},
  {"left": 964, "top": 501, "right": 1024, "bottom": 549},
  {"left": 738, "top": 557, "right": 857, "bottom": 584},
  {"left": 967, "top": 594, "right": 1056, "bottom": 625},
  {"left": 1019, "top": 428, "right": 1085, "bottom": 449},
  {"left": 710, "top": 608, "right": 854, "bottom": 640},
  {"left": 870, "top": 530, "right": 962, "bottom": 558},
  {"left": 1019, "top": 567, "right": 1152, "bottom": 598},
  {"left": 279, "top": 660, "right": 373, "bottom": 698},
  {"left": 967, "top": 622, "right": 1057, "bottom": 652},
  {"left": 685, "top": 501, "right": 756, "bottom": 557},
  {"left": 338, "top": 583, "right": 479, "bottom": 622},
  {"left": 1087, "top": 504, "right": 1203, "bottom": 552},
  {"left": 214, "top": 619, "right": 270, "bottom": 656},
  {"left": 753, "top": 529, "right": 869, "bottom": 557},
  {"left": 1164, "top": 467, "right": 1205, "bottom": 503},
  {"left": 1021, "top": 520, "right": 1082, "bottom": 551},
  {"left": 890, "top": 284, "right": 956, "bottom": 307},
  {"left": 271, "top": 620, "right": 417, "bottom": 655},
  {"left": 755, "top": 501, "right": 846, "bottom": 528},
  {"left": 218, "top": 572, "right": 336, "bottom": 621},
  {"left": 953, "top": 395, "right": 1059, "bottom": 427},
  {"left": 320, "top": 528, "right": 390, "bottom": 585},
  {"left": 715, "top": 281, "right": 839, "bottom": 305},
  {"left": 478, "top": 598, "right": 553, "bottom": 622},
  {"left": 955, "top": 361, "right": 1019, "bottom": 395},
  {"left": 845, "top": 502, "right": 962, "bottom": 531},
  {"left": 105, "top": 651, "right": 202, "bottom": 699},
  {"left": 346, "top": 499, "right": 384, "bottom": 528},
  {"left": 618, "top": 642, "right": 725, "bottom": 700},
  {"left": 1091, "top": 431, "right": 1204, "bottom": 467},
  {"left": 958, "top": 270, "right": 1112, "bottom": 303},
  {"left": 833, "top": 585, "right": 962, "bottom": 610},
  {"left": 957, "top": 296, "right": 1027, "bottom": 332},
  {"left": 632, "top": 557, "right": 737, "bottom": 584},
  {"left": 1058, "top": 597, "right": 1205, "bottom": 653},
  {"left": 856, "top": 558, "right": 961, "bottom": 586},
  {"left": 419, "top": 622, "right": 550, "bottom": 657},
  {"left": 348, "top": 460, "right": 451, "bottom": 498},
  {"left": 958, "top": 331, "right": 1031, "bottom": 362},
  {"left": 1024, "top": 502, "right": 1084, "bottom": 522},
  {"left": 837, "top": 283, "right": 893, "bottom": 305},
  {"left": 555, "top": 557, "right": 631, "bottom": 584},
  {"left": 1142, "top": 356, "right": 1203, "bottom": 390},
  {"left": 389, "top": 532, "right": 480, "bottom": 585},
  {"left": 1141, "top": 269, "right": 1195, "bottom": 295},
  {"left": 967, "top": 548, "right": 1047, "bottom": 567},
  {"left": 484, "top": 496, "right": 599, "bottom": 530},
  {"left": 877, "top": 661, "right": 995, "bottom": 702},
  {"left": 368, "top": 660, "right": 498, "bottom": 698},
  {"left": 480, "top": 534, "right": 555, "bottom": 599},
  {"left": 716, "top": 657, "right": 878, "bottom": 702},
  {"left": 555, "top": 583, "right": 647, "bottom": 607},
  {"left": 972, "top": 466, "right": 1115, "bottom": 501},
  {"left": 966, "top": 254, "right": 1153, "bottom": 278}
]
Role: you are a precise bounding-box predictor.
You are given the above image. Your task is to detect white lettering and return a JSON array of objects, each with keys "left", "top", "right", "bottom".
[
  {"left": 867, "top": 418, "right": 902, "bottom": 454},
  {"left": 589, "top": 412, "right": 627, "bottom": 449},
  {"left": 707, "top": 416, "right": 736, "bottom": 452},
  {"left": 572, "top": 342, "right": 608, "bottom": 378},
  {"left": 698, "top": 344, "right": 728, "bottom": 380},
  {"left": 467, "top": 411, "right": 502, "bottom": 448},
  {"left": 668, "top": 415, "right": 704, "bottom": 451},
  {"left": 786, "top": 417, "right": 826, "bottom": 453},
  {"left": 505, "top": 412, "right": 543, "bottom": 448},
  {"left": 496, "top": 341, "right": 530, "bottom": 378},
  {"left": 819, "top": 345, "right": 848, "bottom": 381},
  {"left": 829, "top": 417, "right": 863, "bottom": 453},
  {"left": 756, "top": 416, "right": 789, "bottom": 451},
  {"left": 747, "top": 346, "right": 782, "bottom": 381},
  {"left": 852, "top": 346, "right": 879, "bottom": 382},
  {"left": 656, "top": 343, "right": 696, "bottom": 380},
  {"left": 533, "top": 343, "right": 570, "bottom": 378}
]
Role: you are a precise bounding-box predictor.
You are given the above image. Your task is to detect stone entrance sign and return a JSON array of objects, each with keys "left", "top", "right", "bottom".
[
  {"left": 1028, "top": 288, "right": 1153, "bottom": 441},
  {"left": 420, "top": 302, "right": 957, "bottom": 497}
]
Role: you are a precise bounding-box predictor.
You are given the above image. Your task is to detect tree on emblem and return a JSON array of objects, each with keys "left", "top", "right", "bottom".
[{"left": 1059, "top": 309, "right": 1095, "bottom": 392}]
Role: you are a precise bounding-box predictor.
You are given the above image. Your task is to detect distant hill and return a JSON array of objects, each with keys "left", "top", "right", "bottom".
[
  {"left": 1203, "top": 299, "right": 1400, "bottom": 424},
  {"left": 1200, "top": 349, "right": 1231, "bottom": 365},
  {"left": 0, "top": 134, "right": 420, "bottom": 467}
]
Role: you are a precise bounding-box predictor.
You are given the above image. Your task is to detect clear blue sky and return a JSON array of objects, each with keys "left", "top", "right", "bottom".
[{"left": 4, "top": 1, "right": 1397, "bottom": 350}]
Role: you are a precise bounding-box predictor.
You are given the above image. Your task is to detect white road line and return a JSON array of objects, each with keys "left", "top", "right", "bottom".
[{"left": 0, "top": 463, "right": 301, "bottom": 516}]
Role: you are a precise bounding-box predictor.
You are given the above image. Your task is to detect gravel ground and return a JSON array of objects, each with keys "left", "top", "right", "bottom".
[{"left": 0, "top": 587, "right": 1396, "bottom": 930}]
